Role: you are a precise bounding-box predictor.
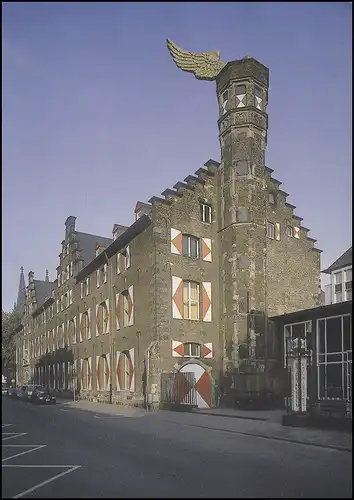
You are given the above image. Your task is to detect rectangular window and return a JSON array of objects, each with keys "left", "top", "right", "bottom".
[
  {"left": 235, "top": 84, "right": 246, "bottom": 95},
  {"left": 287, "top": 226, "right": 293, "bottom": 238},
  {"left": 182, "top": 235, "right": 199, "bottom": 258},
  {"left": 267, "top": 222, "right": 275, "bottom": 239},
  {"left": 183, "top": 343, "right": 201, "bottom": 358},
  {"left": 200, "top": 203, "right": 212, "bottom": 223},
  {"left": 334, "top": 272, "right": 343, "bottom": 302},
  {"left": 344, "top": 268, "right": 352, "bottom": 301},
  {"left": 268, "top": 193, "right": 275, "bottom": 204},
  {"left": 182, "top": 281, "right": 200, "bottom": 321}
]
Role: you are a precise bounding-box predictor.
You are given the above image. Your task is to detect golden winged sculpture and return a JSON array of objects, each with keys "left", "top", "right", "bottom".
[{"left": 166, "top": 39, "right": 227, "bottom": 81}]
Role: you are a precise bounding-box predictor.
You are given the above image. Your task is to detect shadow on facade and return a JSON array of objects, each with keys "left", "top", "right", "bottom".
[{"left": 31, "top": 347, "right": 75, "bottom": 397}]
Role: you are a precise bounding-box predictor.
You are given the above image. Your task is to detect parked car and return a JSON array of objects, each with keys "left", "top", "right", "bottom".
[
  {"left": 7, "top": 387, "right": 20, "bottom": 398},
  {"left": 2, "top": 386, "right": 10, "bottom": 395},
  {"left": 30, "top": 386, "right": 56, "bottom": 405}
]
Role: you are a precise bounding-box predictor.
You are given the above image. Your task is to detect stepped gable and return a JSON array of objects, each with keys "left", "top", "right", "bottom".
[
  {"left": 150, "top": 159, "right": 219, "bottom": 205},
  {"left": 265, "top": 165, "right": 322, "bottom": 252}
]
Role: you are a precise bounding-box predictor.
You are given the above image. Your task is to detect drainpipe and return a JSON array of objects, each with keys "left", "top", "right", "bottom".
[{"left": 103, "top": 250, "right": 114, "bottom": 404}]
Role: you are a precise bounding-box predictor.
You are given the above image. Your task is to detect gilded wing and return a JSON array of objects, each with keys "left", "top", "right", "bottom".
[{"left": 166, "top": 39, "right": 226, "bottom": 81}]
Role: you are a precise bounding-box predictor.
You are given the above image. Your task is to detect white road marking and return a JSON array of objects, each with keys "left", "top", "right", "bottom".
[
  {"left": 2, "top": 424, "right": 13, "bottom": 428},
  {"left": 2, "top": 433, "right": 27, "bottom": 442},
  {"left": 2, "top": 445, "right": 46, "bottom": 462},
  {"left": 7, "top": 465, "right": 82, "bottom": 499},
  {"left": 93, "top": 415, "right": 101, "bottom": 419},
  {"left": 59, "top": 409, "right": 70, "bottom": 412}
]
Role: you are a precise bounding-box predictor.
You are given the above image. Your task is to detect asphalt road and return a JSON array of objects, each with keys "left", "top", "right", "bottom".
[{"left": 2, "top": 397, "right": 352, "bottom": 498}]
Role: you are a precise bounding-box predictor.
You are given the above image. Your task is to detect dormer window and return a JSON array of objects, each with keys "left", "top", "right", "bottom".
[{"left": 235, "top": 84, "right": 246, "bottom": 108}]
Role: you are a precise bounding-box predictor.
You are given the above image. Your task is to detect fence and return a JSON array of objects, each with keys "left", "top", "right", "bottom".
[{"left": 160, "top": 371, "right": 197, "bottom": 406}]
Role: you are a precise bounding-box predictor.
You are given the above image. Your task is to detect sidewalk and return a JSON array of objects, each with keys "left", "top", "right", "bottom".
[
  {"left": 155, "top": 409, "right": 352, "bottom": 452},
  {"left": 59, "top": 399, "right": 147, "bottom": 418},
  {"left": 193, "top": 407, "right": 284, "bottom": 422}
]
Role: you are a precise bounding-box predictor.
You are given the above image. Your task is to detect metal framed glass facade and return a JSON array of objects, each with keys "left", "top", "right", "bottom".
[{"left": 316, "top": 313, "right": 351, "bottom": 401}]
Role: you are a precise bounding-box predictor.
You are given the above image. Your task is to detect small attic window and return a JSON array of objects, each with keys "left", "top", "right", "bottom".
[
  {"left": 96, "top": 246, "right": 105, "bottom": 257},
  {"left": 268, "top": 192, "right": 275, "bottom": 205}
]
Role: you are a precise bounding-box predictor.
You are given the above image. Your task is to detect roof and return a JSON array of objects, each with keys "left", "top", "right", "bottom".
[
  {"left": 33, "top": 280, "right": 55, "bottom": 309},
  {"left": 270, "top": 300, "right": 352, "bottom": 324},
  {"left": 75, "top": 232, "right": 113, "bottom": 266},
  {"left": 76, "top": 215, "right": 151, "bottom": 283},
  {"left": 322, "top": 247, "right": 352, "bottom": 274}
]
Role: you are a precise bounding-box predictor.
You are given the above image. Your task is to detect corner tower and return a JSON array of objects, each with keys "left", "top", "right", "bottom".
[{"left": 215, "top": 58, "right": 269, "bottom": 374}]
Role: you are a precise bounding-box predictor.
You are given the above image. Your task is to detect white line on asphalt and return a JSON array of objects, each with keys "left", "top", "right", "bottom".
[
  {"left": 2, "top": 433, "right": 27, "bottom": 442},
  {"left": 93, "top": 415, "right": 101, "bottom": 418},
  {"left": 9, "top": 465, "right": 82, "bottom": 499},
  {"left": 2, "top": 445, "right": 46, "bottom": 462},
  {"left": 2, "top": 424, "right": 13, "bottom": 428},
  {"left": 59, "top": 409, "right": 70, "bottom": 412},
  {"left": 3, "top": 464, "right": 81, "bottom": 467}
]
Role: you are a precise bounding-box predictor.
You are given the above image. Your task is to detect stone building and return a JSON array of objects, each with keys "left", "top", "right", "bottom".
[{"left": 14, "top": 55, "right": 322, "bottom": 408}]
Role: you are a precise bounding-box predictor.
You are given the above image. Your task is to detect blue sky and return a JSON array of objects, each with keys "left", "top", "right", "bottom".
[{"left": 2, "top": 2, "right": 352, "bottom": 312}]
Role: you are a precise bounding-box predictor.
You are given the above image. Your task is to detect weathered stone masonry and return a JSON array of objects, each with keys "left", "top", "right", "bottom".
[{"left": 14, "top": 56, "right": 322, "bottom": 407}]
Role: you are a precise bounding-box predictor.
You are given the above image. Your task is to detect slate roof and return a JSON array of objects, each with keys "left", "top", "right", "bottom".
[
  {"left": 34, "top": 280, "right": 55, "bottom": 308},
  {"left": 322, "top": 247, "right": 352, "bottom": 274},
  {"left": 76, "top": 232, "right": 113, "bottom": 267}
]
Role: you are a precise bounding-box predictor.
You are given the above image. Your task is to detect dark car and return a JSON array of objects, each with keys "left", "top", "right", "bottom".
[
  {"left": 30, "top": 386, "right": 56, "bottom": 405},
  {"left": 7, "top": 387, "right": 20, "bottom": 398}
]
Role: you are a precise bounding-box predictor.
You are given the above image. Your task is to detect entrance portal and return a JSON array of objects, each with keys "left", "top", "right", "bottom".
[{"left": 179, "top": 363, "right": 211, "bottom": 408}]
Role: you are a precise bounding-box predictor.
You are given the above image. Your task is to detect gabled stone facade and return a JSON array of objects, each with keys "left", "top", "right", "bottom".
[{"left": 14, "top": 55, "right": 322, "bottom": 408}]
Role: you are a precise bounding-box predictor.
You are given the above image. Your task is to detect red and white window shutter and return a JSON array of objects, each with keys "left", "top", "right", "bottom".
[
  {"left": 201, "top": 237, "right": 212, "bottom": 262},
  {"left": 275, "top": 223, "right": 281, "bottom": 241},
  {"left": 105, "top": 299, "right": 110, "bottom": 333},
  {"left": 79, "top": 313, "right": 83, "bottom": 342},
  {"left": 96, "top": 304, "right": 100, "bottom": 337},
  {"left": 202, "top": 282, "right": 212, "bottom": 322},
  {"left": 128, "top": 286, "right": 134, "bottom": 326},
  {"left": 129, "top": 348, "right": 135, "bottom": 392},
  {"left": 104, "top": 354, "right": 110, "bottom": 391},
  {"left": 96, "top": 355, "right": 101, "bottom": 390},
  {"left": 116, "top": 351, "right": 121, "bottom": 390},
  {"left": 172, "top": 340, "right": 184, "bottom": 357},
  {"left": 171, "top": 228, "right": 183, "bottom": 255},
  {"left": 294, "top": 226, "right": 300, "bottom": 239},
  {"left": 103, "top": 264, "right": 108, "bottom": 283},
  {"left": 116, "top": 254, "right": 121, "bottom": 275},
  {"left": 116, "top": 293, "right": 121, "bottom": 330},
  {"left": 87, "top": 308, "right": 92, "bottom": 339},
  {"left": 202, "top": 343, "right": 213, "bottom": 359},
  {"left": 80, "top": 282, "right": 83, "bottom": 299},
  {"left": 87, "top": 357, "right": 92, "bottom": 390},
  {"left": 125, "top": 245, "right": 131, "bottom": 269},
  {"left": 172, "top": 276, "right": 183, "bottom": 319}
]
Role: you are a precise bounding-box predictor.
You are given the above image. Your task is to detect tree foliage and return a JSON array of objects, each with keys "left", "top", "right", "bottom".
[{"left": 2, "top": 307, "right": 22, "bottom": 382}]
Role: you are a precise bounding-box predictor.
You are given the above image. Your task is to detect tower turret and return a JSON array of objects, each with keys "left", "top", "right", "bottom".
[{"left": 16, "top": 266, "right": 27, "bottom": 317}]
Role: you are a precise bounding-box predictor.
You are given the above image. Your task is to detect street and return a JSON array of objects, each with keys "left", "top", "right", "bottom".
[{"left": 2, "top": 397, "right": 352, "bottom": 498}]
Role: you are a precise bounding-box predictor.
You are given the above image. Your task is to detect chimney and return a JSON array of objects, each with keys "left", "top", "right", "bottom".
[
  {"left": 65, "top": 216, "right": 76, "bottom": 239},
  {"left": 112, "top": 224, "right": 128, "bottom": 241}
]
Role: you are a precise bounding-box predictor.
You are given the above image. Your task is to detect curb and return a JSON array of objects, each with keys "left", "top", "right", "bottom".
[
  {"left": 193, "top": 411, "right": 269, "bottom": 422},
  {"left": 175, "top": 422, "right": 352, "bottom": 453}
]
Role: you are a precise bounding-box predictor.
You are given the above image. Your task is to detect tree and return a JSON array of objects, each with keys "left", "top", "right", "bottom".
[{"left": 2, "top": 307, "right": 22, "bottom": 383}]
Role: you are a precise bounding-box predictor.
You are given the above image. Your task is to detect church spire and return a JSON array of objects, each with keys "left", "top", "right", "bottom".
[{"left": 16, "top": 266, "right": 26, "bottom": 316}]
